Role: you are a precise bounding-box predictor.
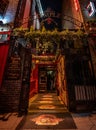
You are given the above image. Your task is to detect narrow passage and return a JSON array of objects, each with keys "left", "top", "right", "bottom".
[{"left": 17, "top": 93, "right": 76, "bottom": 130}]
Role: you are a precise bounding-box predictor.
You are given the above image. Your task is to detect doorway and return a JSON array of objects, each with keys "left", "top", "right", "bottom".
[{"left": 38, "top": 66, "right": 56, "bottom": 93}]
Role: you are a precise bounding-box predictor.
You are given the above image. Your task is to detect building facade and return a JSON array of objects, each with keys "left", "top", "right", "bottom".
[{"left": 0, "top": 0, "right": 96, "bottom": 114}]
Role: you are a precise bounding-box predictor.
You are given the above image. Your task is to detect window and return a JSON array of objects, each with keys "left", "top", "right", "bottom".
[{"left": 0, "top": 31, "right": 11, "bottom": 43}]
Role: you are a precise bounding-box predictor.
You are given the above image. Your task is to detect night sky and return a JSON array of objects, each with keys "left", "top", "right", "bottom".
[{"left": 40, "top": 0, "right": 62, "bottom": 12}]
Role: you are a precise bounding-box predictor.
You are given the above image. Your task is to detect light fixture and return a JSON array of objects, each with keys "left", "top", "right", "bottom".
[{"left": 87, "top": 2, "right": 96, "bottom": 17}]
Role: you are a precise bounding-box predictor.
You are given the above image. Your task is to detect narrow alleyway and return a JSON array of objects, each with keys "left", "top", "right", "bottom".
[{"left": 16, "top": 92, "right": 77, "bottom": 130}]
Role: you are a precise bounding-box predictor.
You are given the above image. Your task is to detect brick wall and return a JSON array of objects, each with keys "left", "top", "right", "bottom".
[
  {"left": 0, "top": 46, "right": 31, "bottom": 114},
  {"left": 0, "top": 80, "right": 21, "bottom": 112}
]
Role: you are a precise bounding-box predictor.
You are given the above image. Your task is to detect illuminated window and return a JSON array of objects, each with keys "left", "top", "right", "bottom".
[{"left": 0, "top": 34, "right": 8, "bottom": 42}]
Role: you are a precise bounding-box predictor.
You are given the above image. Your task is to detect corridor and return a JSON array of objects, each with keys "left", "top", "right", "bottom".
[{"left": 17, "top": 93, "right": 77, "bottom": 130}]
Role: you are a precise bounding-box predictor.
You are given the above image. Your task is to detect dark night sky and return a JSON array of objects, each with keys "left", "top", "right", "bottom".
[{"left": 40, "top": 0, "right": 62, "bottom": 12}]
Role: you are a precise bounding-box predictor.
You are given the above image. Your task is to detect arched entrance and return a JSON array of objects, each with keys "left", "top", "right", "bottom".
[{"left": 29, "top": 55, "right": 57, "bottom": 96}]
